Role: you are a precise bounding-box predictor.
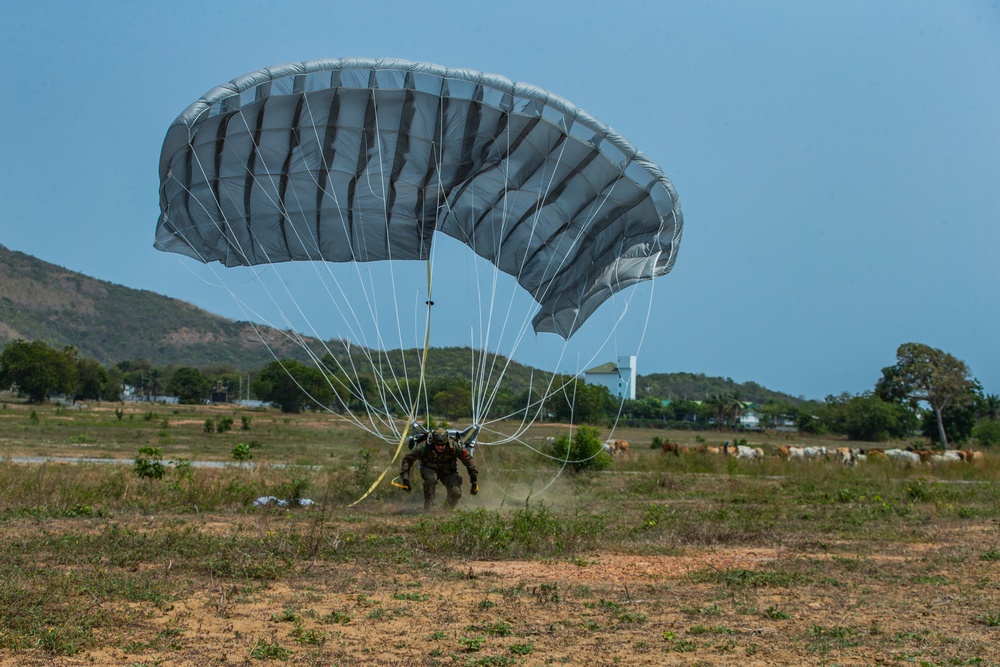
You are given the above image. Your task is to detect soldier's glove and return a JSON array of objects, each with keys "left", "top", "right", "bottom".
[
  {"left": 470, "top": 482, "right": 479, "bottom": 495},
  {"left": 400, "top": 479, "right": 411, "bottom": 493}
]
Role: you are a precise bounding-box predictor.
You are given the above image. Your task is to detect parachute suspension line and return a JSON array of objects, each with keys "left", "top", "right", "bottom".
[
  {"left": 476, "top": 137, "right": 582, "bottom": 443},
  {"left": 178, "top": 108, "right": 406, "bottom": 441},
  {"left": 349, "top": 257, "right": 435, "bottom": 507}
]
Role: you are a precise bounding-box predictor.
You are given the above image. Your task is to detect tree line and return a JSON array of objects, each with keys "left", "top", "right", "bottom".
[{"left": 1, "top": 338, "right": 996, "bottom": 449}]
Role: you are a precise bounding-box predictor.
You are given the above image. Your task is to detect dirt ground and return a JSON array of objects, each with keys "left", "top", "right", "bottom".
[{"left": 1, "top": 516, "right": 998, "bottom": 667}]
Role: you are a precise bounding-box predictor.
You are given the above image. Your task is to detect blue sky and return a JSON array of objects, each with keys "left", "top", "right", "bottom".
[{"left": 1, "top": 0, "right": 997, "bottom": 400}]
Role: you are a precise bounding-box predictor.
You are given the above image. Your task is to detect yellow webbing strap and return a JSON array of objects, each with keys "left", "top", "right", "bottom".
[{"left": 348, "top": 260, "right": 433, "bottom": 507}]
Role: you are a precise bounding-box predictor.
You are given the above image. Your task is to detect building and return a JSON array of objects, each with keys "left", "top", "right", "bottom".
[{"left": 584, "top": 355, "right": 637, "bottom": 400}]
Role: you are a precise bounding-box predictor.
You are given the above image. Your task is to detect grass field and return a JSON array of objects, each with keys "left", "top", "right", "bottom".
[{"left": 0, "top": 397, "right": 998, "bottom": 666}]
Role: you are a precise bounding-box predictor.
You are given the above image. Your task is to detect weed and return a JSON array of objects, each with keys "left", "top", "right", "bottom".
[
  {"left": 458, "top": 635, "right": 486, "bottom": 651},
  {"left": 270, "top": 607, "right": 300, "bottom": 623},
  {"left": 291, "top": 624, "right": 325, "bottom": 645},
  {"left": 249, "top": 637, "right": 292, "bottom": 660},
  {"left": 975, "top": 611, "right": 1000, "bottom": 627},
  {"left": 321, "top": 610, "right": 352, "bottom": 624},
  {"left": 764, "top": 605, "right": 791, "bottom": 619},
  {"left": 618, "top": 611, "right": 648, "bottom": 623},
  {"left": 393, "top": 591, "right": 430, "bottom": 602},
  {"left": 467, "top": 621, "right": 511, "bottom": 637},
  {"left": 510, "top": 642, "right": 534, "bottom": 655}
]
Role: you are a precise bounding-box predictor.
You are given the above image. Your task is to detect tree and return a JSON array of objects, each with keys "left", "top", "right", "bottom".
[
  {"left": 547, "top": 379, "right": 614, "bottom": 424},
  {"left": 980, "top": 394, "right": 1000, "bottom": 422},
  {"left": 878, "top": 343, "right": 978, "bottom": 450},
  {"left": 0, "top": 339, "right": 78, "bottom": 403},
  {"left": 75, "top": 358, "right": 113, "bottom": 401},
  {"left": 819, "top": 392, "right": 916, "bottom": 441},
  {"left": 920, "top": 399, "right": 978, "bottom": 446},
  {"left": 253, "top": 360, "right": 334, "bottom": 413},
  {"left": 168, "top": 367, "right": 211, "bottom": 404}
]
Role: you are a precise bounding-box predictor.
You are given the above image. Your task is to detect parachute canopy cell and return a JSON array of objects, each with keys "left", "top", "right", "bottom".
[{"left": 155, "top": 58, "right": 683, "bottom": 339}]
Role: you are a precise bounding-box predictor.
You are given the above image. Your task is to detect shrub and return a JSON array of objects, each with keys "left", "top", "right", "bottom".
[
  {"left": 134, "top": 447, "right": 165, "bottom": 481},
  {"left": 550, "top": 426, "right": 611, "bottom": 473},
  {"left": 973, "top": 420, "right": 1000, "bottom": 447}
]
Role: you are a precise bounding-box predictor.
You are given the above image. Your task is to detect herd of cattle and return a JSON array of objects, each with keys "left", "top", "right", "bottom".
[{"left": 603, "top": 439, "right": 985, "bottom": 466}]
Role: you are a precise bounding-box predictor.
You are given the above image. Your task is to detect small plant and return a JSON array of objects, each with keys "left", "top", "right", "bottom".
[
  {"left": 114, "top": 407, "right": 125, "bottom": 422},
  {"left": 204, "top": 419, "right": 214, "bottom": 433},
  {"left": 457, "top": 635, "right": 486, "bottom": 651},
  {"left": 477, "top": 599, "right": 497, "bottom": 610},
  {"left": 466, "top": 621, "right": 511, "bottom": 637},
  {"left": 428, "top": 630, "right": 446, "bottom": 640},
  {"left": 618, "top": 611, "right": 647, "bottom": 623},
  {"left": 291, "top": 625, "right": 325, "bottom": 645},
  {"left": 510, "top": 643, "right": 534, "bottom": 655},
  {"left": 321, "top": 610, "right": 352, "bottom": 624},
  {"left": 764, "top": 606, "right": 791, "bottom": 619},
  {"left": 241, "top": 415, "right": 252, "bottom": 431},
  {"left": 981, "top": 550, "right": 1000, "bottom": 561},
  {"left": 249, "top": 638, "right": 292, "bottom": 660},
  {"left": 393, "top": 591, "right": 430, "bottom": 602},
  {"left": 353, "top": 448, "right": 377, "bottom": 491},
  {"left": 29, "top": 409, "right": 39, "bottom": 423},
  {"left": 906, "top": 479, "right": 934, "bottom": 502},
  {"left": 216, "top": 416, "right": 235, "bottom": 433},
  {"left": 976, "top": 611, "right": 1000, "bottom": 627},
  {"left": 269, "top": 608, "right": 300, "bottom": 623},
  {"left": 232, "top": 443, "right": 253, "bottom": 467},
  {"left": 134, "top": 447, "right": 165, "bottom": 481}
]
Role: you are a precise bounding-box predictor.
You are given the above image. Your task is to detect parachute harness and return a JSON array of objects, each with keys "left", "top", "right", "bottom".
[{"left": 348, "top": 258, "right": 434, "bottom": 507}]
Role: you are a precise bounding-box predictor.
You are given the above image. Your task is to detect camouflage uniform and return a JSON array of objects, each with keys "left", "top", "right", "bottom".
[{"left": 401, "top": 432, "right": 478, "bottom": 510}]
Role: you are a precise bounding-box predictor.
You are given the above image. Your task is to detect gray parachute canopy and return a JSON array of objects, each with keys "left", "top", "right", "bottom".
[{"left": 155, "top": 58, "right": 683, "bottom": 339}]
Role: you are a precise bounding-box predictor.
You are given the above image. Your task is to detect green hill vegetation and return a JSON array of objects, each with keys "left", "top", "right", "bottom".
[
  {"left": 0, "top": 244, "right": 801, "bottom": 405},
  {"left": 0, "top": 244, "right": 318, "bottom": 369}
]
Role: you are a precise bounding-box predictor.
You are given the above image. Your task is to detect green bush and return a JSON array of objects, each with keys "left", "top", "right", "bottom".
[
  {"left": 550, "top": 425, "right": 611, "bottom": 473},
  {"left": 973, "top": 420, "right": 1000, "bottom": 447}
]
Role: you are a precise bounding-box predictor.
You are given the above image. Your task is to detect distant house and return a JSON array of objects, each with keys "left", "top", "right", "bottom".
[
  {"left": 738, "top": 405, "right": 761, "bottom": 430},
  {"left": 584, "top": 355, "right": 636, "bottom": 400}
]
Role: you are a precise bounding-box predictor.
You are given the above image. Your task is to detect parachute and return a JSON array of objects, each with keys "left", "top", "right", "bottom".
[
  {"left": 154, "top": 58, "right": 683, "bottom": 468},
  {"left": 156, "top": 58, "right": 681, "bottom": 339}
]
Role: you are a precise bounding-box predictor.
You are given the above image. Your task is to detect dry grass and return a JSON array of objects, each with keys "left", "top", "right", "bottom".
[{"left": 0, "top": 397, "right": 998, "bottom": 666}]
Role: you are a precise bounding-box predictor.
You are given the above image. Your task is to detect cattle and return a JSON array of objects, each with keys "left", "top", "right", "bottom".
[
  {"left": 883, "top": 449, "right": 921, "bottom": 464},
  {"left": 834, "top": 447, "right": 865, "bottom": 466},
  {"left": 777, "top": 446, "right": 813, "bottom": 460},
  {"left": 661, "top": 441, "right": 687, "bottom": 456},
  {"left": 927, "top": 450, "right": 964, "bottom": 464},
  {"left": 730, "top": 444, "right": 763, "bottom": 460}
]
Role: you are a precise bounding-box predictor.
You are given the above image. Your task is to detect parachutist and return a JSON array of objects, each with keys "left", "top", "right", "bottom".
[{"left": 400, "top": 427, "right": 478, "bottom": 511}]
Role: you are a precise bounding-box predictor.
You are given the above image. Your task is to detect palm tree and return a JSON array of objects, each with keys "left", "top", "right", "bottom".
[
  {"left": 706, "top": 393, "right": 734, "bottom": 430},
  {"left": 728, "top": 392, "right": 744, "bottom": 428},
  {"left": 146, "top": 368, "right": 163, "bottom": 402},
  {"left": 982, "top": 394, "right": 1000, "bottom": 421}
]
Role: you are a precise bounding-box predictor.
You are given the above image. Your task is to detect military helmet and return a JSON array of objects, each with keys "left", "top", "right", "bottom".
[{"left": 430, "top": 428, "right": 449, "bottom": 446}]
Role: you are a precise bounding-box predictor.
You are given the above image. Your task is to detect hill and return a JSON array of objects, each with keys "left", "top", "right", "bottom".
[
  {"left": 636, "top": 372, "right": 807, "bottom": 406},
  {"left": 0, "top": 244, "right": 313, "bottom": 369},
  {"left": 0, "top": 245, "right": 802, "bottom": 403}
]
